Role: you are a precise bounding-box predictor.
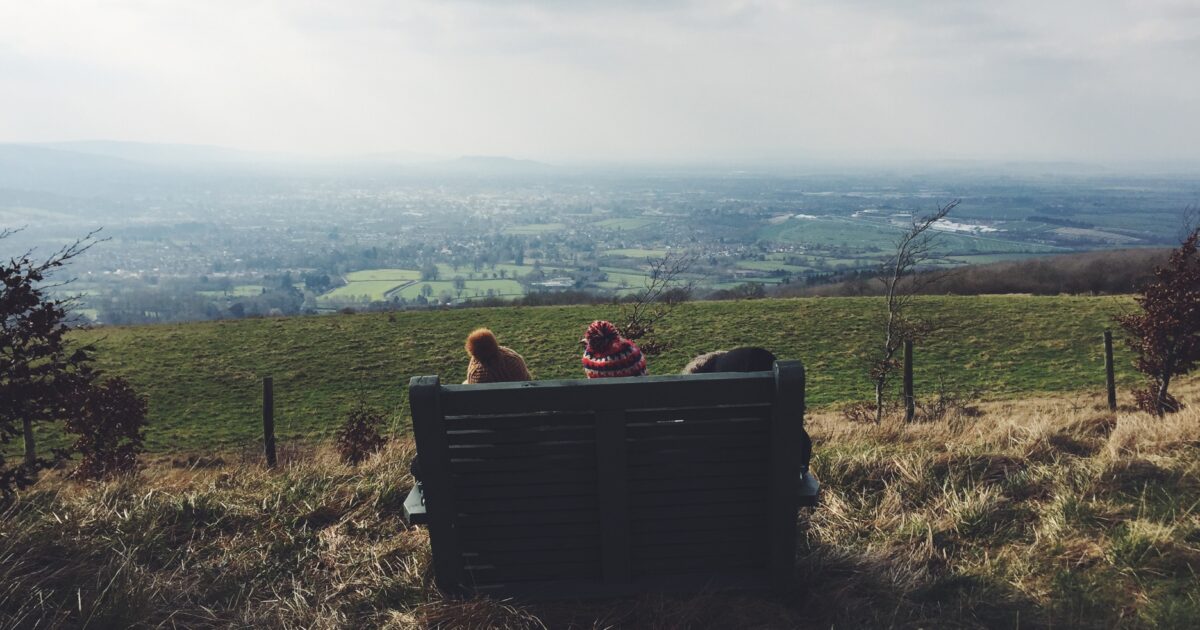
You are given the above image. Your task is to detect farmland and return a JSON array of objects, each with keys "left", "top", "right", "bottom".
[{"left": 18, "top": 294, "right": 1142, "bottom": 455}]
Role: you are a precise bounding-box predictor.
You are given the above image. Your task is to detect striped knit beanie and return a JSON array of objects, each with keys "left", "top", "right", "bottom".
[{"left": 581, "top": 320, "right": 648, "bottom": 378}]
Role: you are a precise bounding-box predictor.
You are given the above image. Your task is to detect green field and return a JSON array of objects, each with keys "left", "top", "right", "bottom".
[
  {"left": 20, "top": 295, "right": 1138, "bottom": 454},
  {"left": 318, "top": 280, "right": 412, "bottom": 303},
  {"left": 762, "top": 216, "right": 1061, "bottom": 255},
  {"left": 735, "top": 260, "right": 812, "bottom": 273},
  {"left": 595, "top": 218, "right": 657, "bottom": 230},
  {"left": 391, "top": 279, "right": 524, "bottom": 300},
  {"left": 197, "top": 284, "right": 265, "bottom": 298},
  {"left": 343, "top": 269, "right": 421, "bottom": 282},
  {"left": 502, "top": 223, "right": 566, "bottom": 235},
  {"left": 605, "top": 248, "right": 672, "bottom": 258}
]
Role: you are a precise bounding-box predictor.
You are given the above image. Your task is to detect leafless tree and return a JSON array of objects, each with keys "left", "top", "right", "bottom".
[
  {"left": 867, "top": 199, "right": 961, "bottom": 422},
  {"left": 617, "top": 251, "right": 699, "bottom": 356}
]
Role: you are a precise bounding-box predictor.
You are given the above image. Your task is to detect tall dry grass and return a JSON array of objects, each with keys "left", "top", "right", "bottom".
[{"left": 2, "top": 382, "right": 1198, "bottom": 628}]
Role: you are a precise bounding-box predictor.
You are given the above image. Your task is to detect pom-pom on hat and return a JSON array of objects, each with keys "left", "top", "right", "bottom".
[
  {"left": 581, "top": 320, "right": 648, "bottom": 378},
  {"left": 465, "top": 328, "right": 532, "bottom": 384}
]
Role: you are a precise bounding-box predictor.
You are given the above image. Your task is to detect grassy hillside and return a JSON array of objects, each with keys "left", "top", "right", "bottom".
[
  {"left": 4, "top": 384, "right": 1197, "bottom": 627},
  {"left": 48, "top": 295, "right": 1140, "bottom": 453}
]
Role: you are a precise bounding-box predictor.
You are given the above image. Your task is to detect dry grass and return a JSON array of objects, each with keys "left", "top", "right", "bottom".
[{"left": 3, "top": 382, "right": 1199, "bottom": 629}]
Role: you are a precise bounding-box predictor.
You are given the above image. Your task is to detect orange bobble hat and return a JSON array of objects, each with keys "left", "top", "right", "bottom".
[{"left": 465, "top": 329, "right": 532, "bottom": 384}]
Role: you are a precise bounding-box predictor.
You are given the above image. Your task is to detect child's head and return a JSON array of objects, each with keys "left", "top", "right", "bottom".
[
  {"left": 581, "top": 320, "right": 647, "bottom": 378},
  {"left": 464, "top": 328, "right": 531, "bottom": 384}
]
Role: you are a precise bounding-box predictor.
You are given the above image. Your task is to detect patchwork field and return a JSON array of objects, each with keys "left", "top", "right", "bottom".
[{"left": 17, "top": 295, "right": 1143, "bottom": 455}]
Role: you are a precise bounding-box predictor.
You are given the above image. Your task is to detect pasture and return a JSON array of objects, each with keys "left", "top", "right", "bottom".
[{"left": 27, "top": 295, "right": 1143, "bottom": 454}]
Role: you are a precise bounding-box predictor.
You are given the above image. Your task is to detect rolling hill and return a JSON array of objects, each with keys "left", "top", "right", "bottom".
[{"left": 37, "top": 294, "right": 1143, "bottom": 453}]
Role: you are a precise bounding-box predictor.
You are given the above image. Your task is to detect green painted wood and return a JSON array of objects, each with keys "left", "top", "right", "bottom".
[
  {"left": 410, "top": 362, "right": 811, "bottom": 598},
  {"left": 409, "top": 375, "right": 464, "bottom": 592},
  {"left": 596, "top": 408, "right": 631, "bottom": 584},
  {"left": 440, "top": 372, "right": 774, "bottom": 416},
  {"left": 766, "top": 361, "right": 804, "bottom": 587}
]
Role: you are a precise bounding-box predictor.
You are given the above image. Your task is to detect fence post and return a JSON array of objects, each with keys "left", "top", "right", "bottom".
[
  {"left": 903, "top": 340, "right": 915, "bottom": 422},
  {"left": 1104, "top": 330, "right": 1116, "bottom": 412},
  {"left": 263, "top": 376, "right": 277, "bottom": 468},
  {"left": 22, "top": 418, "right": 36, "bottom": 467}
]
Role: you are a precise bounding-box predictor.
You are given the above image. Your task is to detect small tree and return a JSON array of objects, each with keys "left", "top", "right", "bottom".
[
  {"left": 867, "top": 199, "right": 960, "bottom": 422},
  {"left": 335, "top": 404, "right": 389, "bottom": 465},
  {"left": 64, "top": 376, "right": 148, "bottom": 480},
  {"left": 1116, "top": 226, "right": 1200, "bottom": 415},
  {"left": 1, "top": 229, "right": 100, "bottom": 500},
  {"left": 616, "top": 251, "right": 697, "bottom": 357}
]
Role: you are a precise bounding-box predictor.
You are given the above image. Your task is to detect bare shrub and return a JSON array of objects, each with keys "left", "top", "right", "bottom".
[
  {"left": 63, "top": 377, "right": 148, "bottom": 481},
  {"left": 334, "top": 404, "right": 389, "bottom": 465},
  {"left": 916, "top": 379, "right": 983, "bottom": 423},
  {"left": 1132, "top": 387, "right": 1182, "bottom": 415},
  {"left": 616, "top": 251, "right": 697, "bottom": 357},
  {"left": 840, "top": 401, "right": 880, "bottom": 424}
]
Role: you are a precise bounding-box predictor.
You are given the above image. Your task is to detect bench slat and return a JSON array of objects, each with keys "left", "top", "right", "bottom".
[
  {"left": 455, "top": 482, "right": 597, "bottom": 500},
  {"left": 633, "top": 474, "right": 767, "bottom": 493},
  {"left": 445, "top": 412, "right": 595, "bottom": 431},
  {"left": 625, "top": 405, "right": 771, "bottom": 425},
  {"left": 627, "top": 433, "right": 768, "bottom": 452},
  {"left": 441, "top": 374, "right": 774, "bottom": 416},
  {"left": 463, "top": 547, "right": 600, "bottom": 566},
  {"left": 629, "top": 459, "right": 768, "bottom": 480},
  {"left": 453, "top": 469, "right": 597, "bottom": 487},
  {"left": 449, "top": 441, "right": 595, "bottom": 459},
  {"left": 457, "top": 509, "right": 599, "bottom": 528},
  {"left": 631, "top": 515, "right": 763, "bottom": 533},
  {"left": 449, "top": 454, "right": 597, "bottom": 473},
  {"left": 626, "top": 418, "right": 769, "bottom": 439},
  {"left": 460, "top": 536, "right": 599, "bottom": 552},
  {"left": 456, "top": 494, "right": 597, "bottom": 513},
  {"left": 447, "top": 426, "right": 595, "bottom": 445},
  {"left": 630, "top": 489, "right": 767, "bottom": 508},
  {"left": 459, "top": 522, "right": 601, "bottom": 541},
  {"left": 463, "top": 562, "right": 599, "bottom": 583}
]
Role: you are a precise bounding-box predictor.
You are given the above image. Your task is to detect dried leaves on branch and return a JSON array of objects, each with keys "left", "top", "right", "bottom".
[
  {"left": 616, "top": 251, "right": 697, "bottom": 357},
  {"left": 335, "top": 404, "right": 389, "bottom": 465},
  {"left": 1116, "top": 223, "right": 1200, "bottom": 416},
  {"left": 65, "top": 377, "right": 148, "bottom": 480}
]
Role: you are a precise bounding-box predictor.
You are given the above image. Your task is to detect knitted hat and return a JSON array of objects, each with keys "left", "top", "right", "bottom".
[
  {"left": 581, "top": 320, "right": 647, "bottom": 378},
  {"left": 465, "top": 329, "right": 532, "bottom": 384},
  {"left": 682, "top": 347, "right": 777, "bottom": 374}
]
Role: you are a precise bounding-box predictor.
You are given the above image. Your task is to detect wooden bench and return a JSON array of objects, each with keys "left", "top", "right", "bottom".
[{"left": 402, "top": 360, "right": 818, "bottom": 599}]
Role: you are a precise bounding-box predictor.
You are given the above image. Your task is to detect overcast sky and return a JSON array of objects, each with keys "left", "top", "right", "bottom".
[{"left": 1, "top": 0, "right": 1198, "bottom": 163}]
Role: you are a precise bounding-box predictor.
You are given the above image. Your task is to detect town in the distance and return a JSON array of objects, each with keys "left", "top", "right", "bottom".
[{"left": 2, "top": 141, "right": 1196, "bottom": 325}]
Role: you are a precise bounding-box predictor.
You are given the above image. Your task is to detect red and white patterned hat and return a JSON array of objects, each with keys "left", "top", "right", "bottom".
[{"left": 581, "top": 320, "right": 648, "bottom": 378}]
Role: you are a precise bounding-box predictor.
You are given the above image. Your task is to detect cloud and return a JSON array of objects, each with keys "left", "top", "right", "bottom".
[{"left": 0, "top": 0, "right": 1197, "bottom": 162}]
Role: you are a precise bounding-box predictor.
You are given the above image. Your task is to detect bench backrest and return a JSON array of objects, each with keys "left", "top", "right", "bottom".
[{"left": 409, "top": 360, "right": 805, "bottom": 599}]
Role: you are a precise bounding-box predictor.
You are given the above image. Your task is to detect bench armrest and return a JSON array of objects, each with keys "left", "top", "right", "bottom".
[
  {"left": 402, "top": 484, "right": 428, "bottom": 526},
  {"left": 797, "top": 472, "right": 820, "bottom": 508}
]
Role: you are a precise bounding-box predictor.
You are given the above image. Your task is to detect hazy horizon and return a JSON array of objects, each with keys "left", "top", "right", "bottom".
[{"left": 3, "top": 1, "right": 1199, "bottom": 164}]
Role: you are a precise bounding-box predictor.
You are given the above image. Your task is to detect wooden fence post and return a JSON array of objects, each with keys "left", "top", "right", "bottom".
[
  {"left": 22, "top": 418, "right": 36, "bottom": 467},
  {"left": 1104, "top": 331, "right": 1116, "bottom": 412},
  {"left": 903, "top": 340, "right": 915, "bottom": 422},
  {"left": 263, "top": 376, "right": 277, "bottom": 468}
]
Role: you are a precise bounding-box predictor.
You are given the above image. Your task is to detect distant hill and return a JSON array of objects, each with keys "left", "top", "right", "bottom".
[
  {"left": 427, "top": 155, "right": 553, "bottom": 176},
  {"left": 36, "top": 140, "right": 295, "bottom": 167}
]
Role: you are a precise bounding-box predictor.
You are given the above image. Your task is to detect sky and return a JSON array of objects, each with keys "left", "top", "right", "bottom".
[{"left": 1, "top": 0, "right": 1198, "bottom": 164}]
